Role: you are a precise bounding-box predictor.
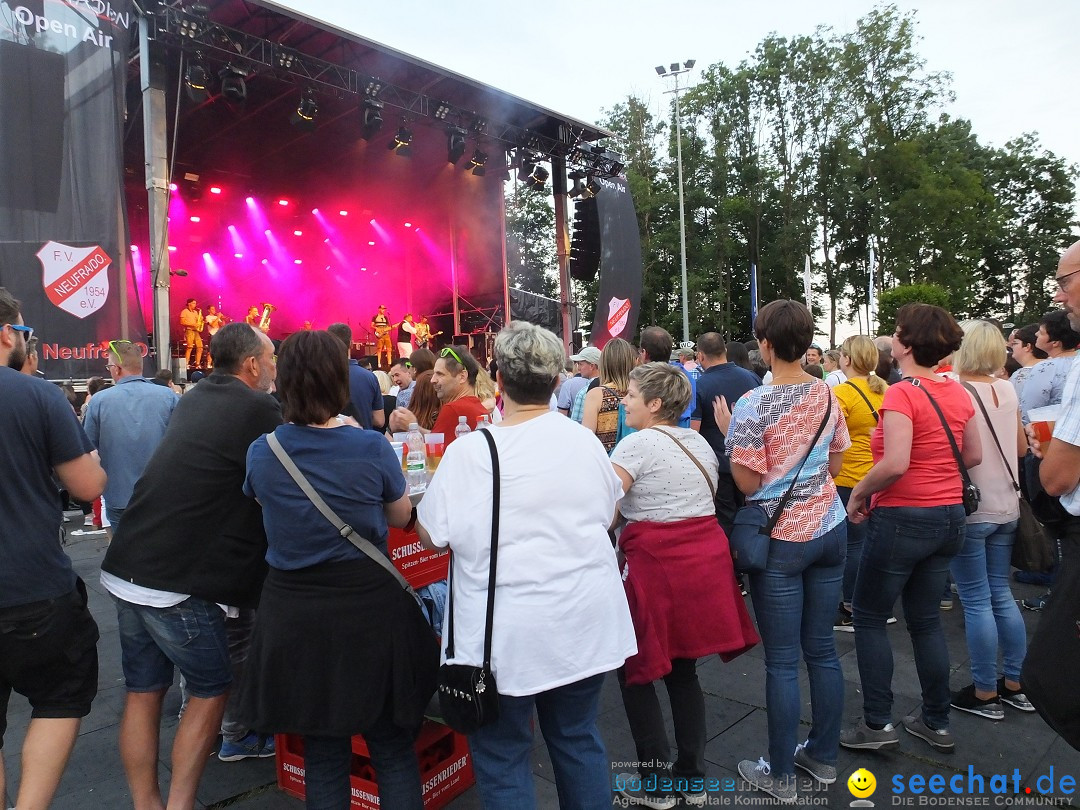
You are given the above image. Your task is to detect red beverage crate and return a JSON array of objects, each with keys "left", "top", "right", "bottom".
[
  {"left": 388, "top": 526, "right": 449, "bottom": 589},
  {"left": 275, "top": 720, "right": 473, "bottom": 809}
]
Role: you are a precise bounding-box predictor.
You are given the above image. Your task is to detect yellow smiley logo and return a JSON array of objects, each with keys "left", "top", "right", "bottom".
[{"left": 848, "top": 768, "right": 877, "bottom": 798}]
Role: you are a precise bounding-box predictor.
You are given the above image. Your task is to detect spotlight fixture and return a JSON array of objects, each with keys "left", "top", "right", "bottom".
[
  {"left": 388, "top": 125, "right": 413, "bottom": 155},
  {"left": 432, "top": 101, "right": 451, "bottom": 120},
  {"left": 516, "top": 150, "right": 537, "bottom": 183},
  {"left": 582, "top": 175, "right": 602, "bottom": 199},
  {"left": 567, "top": 170, "right": 586, "bottom": 198},
  {"left": 446, "top": 126, "right": 467, "bottom": 164},
  {"left": 219, "top": 65, "right": 248, "bottom": 103},
  {"left": 469, "top": 148, "right": 488, "bottom": 176},
  {"left": 360, "top": 99, "right": 384, "bottom": 140},
  {"left": 469, "top": 116, "right": 488, "bottom": 134},
  {"left": 362, "top": 76, "right": 384, "bottom": 97},
  {"left": 525, "top": 164, "right": 549, "bottom": 192},
  {"left": 275, "top": 48, "right": 295, "bottom": 69},
  {"left": 184, "top": 52, "right": 210, "bottom": 103},
  {"left": 291, "top": 89, "right": 318, "bottom": 131}
]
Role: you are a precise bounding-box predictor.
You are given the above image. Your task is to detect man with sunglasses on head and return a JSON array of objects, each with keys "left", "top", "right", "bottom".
[
  {"left": 0, "top": 287, "right": 106, "bottom": 810},
  {"left": 82, "top": 340, "right": 178, "bottom": 529},
  {"left": 390, "top": 345, "right": 489, "bottom": 444}
]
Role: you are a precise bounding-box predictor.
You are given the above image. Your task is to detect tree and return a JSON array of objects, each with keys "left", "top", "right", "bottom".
[
  {"left": 504, "top": 186, "right": 557, "bottom": 299},
  {"left": 876, "top": 282, "right": 951, "bottom": 333}
]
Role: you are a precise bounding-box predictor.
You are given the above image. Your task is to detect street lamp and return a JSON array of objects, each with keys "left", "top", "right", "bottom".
[{"left": 656, "top": 59, "right": 696, "bottom": 346}]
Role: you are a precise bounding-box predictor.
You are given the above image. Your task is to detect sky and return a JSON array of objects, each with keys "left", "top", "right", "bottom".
[{"left": 272, "top": 0, "right": 1078, "bottom": 170}]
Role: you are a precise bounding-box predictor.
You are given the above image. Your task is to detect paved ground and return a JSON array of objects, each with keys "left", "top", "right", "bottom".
[{"left": 3, "top": 523, "right": 1077, "bottom": 808}]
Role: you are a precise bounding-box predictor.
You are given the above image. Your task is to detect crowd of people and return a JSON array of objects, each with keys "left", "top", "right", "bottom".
[{"left": 2, "top": 238, "right": 1080, "bottom": 809}]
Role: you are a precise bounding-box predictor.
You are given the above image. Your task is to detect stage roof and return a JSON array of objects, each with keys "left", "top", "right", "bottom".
[{"left": 130, "top": 0, "right": 618, "bottom": 186}]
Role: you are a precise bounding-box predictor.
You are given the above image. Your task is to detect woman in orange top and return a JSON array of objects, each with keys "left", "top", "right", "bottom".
[{"left": 832, "top": 335, "right": 888, "bottom": 630}]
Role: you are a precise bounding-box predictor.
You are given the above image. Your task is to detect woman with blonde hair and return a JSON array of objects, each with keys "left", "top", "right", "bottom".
[
  {"left": 833, "top": 336, "right": 889, "bottom": 630},
  {"left": 374, "top": 370, "right": 396, "bottom": 433},
  {"left": 583, "top": 338, "right": 637, "bottom": 453},
  {"left": 948, "top": 320, "right": 1031, "bottom": 719},
  {"left": 473, "top": 367, "right": 502, "bottom": 423}
]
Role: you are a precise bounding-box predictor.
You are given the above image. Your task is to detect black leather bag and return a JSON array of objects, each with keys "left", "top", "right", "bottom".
[
  {"left": 437, "top": 428, "right": 501, "bottom": 734},
  {"left": 729, "top": 390, "right": 833, "bottom": 574}
]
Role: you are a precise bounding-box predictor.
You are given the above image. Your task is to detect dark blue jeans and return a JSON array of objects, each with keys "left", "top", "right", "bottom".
[
  {"left": 304, "top": 712, "right": 422, "bottom": 810},
  {"left": 836, "top": 487, "right": 866, "bottom": 606},
  {"left": 468, "top": 673, "right": 610, "bottom": 810},
  {"left": 748, "top": 521, "right": 845, "bottom": 778},
  {"left": 852, "top": 504, "right": 965, "bottom": 731}
]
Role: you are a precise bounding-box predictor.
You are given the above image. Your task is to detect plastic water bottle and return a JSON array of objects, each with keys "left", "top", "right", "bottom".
[
  {"left": 478, "top": 414, "right": 491, "bottom": 429},
  {"left": 405, "top": 422, "right": 427, "bottom": 492},
  {"left": 455, "top": 415, "right": 472, "bottom": 440}
]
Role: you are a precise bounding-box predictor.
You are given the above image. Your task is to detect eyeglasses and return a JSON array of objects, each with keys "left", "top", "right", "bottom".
[
  {"left": 440, "top": 346, "right": 464, "bottom": 365},
  {"left": 1055, "top": 268, "right": 1080, "bottom": 291},
  {"left": 5, "top": 323, "right": 33, "bottom": 343}
]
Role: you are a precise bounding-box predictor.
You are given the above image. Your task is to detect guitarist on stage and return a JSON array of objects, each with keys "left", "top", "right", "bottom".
[
  {"left": 372, "top": 305, "right": 395, "bottom": 368},
  {"left": 397, "top": 313, "right": 418, "bottom": 360},
  {"left": 180, "top": 298, "right": 204, "bottom": 369},
  {"left": 413, "top": 315, "right": 442, "bottom": 350}
]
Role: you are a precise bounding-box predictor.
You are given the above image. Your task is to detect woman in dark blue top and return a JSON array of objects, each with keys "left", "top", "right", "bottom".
[{"left": 239, "top": 330, "right": 437, "bottom": 810}]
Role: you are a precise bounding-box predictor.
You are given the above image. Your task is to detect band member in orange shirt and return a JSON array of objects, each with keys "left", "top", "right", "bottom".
[{"left": 180, "top": 298, "right": 204, "bottom": 368}]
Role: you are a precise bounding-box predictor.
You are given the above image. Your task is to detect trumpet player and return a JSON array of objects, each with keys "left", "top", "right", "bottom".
[{"left": 180, "top": 298, "right": 204, "bottom": 368}]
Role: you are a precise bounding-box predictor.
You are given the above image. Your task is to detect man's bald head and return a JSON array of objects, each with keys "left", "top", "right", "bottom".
[{"left": 1055, "top": 240, "right": 1080, "bottom": 332}]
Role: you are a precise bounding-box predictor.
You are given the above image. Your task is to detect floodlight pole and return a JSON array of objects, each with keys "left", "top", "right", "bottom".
[{"left": 658, "top": 61, "right": 695, "bottom": 346}]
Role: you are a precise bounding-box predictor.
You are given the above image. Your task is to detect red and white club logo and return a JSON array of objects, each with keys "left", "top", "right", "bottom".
[
  {"left": 607, "top": 296, "right": 631, "bottom": 338},
  {"left": 38, "top": 241, "right": 111, "bottom": 319}
]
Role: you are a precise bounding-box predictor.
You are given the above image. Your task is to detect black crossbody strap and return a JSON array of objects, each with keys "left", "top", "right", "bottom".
[
  {"left": 765, "top": 386, "right": 833, "bottom": 533},
  {"left": 906, "top": 379, "right": 974, "bottom": 488},
  {"left": 844, "top": 379, "right": 879, "bottom": 423},
  {"left": 960, "top": 381, "right": 1020, "bottom": 494},
  {"left": 444, "top": 428, "right": 500, "bottom": 668}
]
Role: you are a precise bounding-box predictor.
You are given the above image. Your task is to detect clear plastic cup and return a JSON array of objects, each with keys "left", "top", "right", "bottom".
[
  {"left": 1029, "top": 405, "right": 1062, "bottom": 444},
  {"left": 425, "top": 433, "right": 444, "bottom": 472}
]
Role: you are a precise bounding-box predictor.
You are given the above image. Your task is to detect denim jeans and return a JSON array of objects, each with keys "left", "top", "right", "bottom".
[
  {"left": 469, "top": 673, "right": 610, "bottom": 810},
  {"left": 949, "top": 520, "right": 1026, "bottom": 691},
  {"left": 852, "top": 504, "right": 965, "bottom": 730},
  {"left": 221, "top": 608, "right": 255, "bottom": 742},
  {"left": 836, "top": 487, "right": 866, "bottom": 606},
  {"left": 748, "top": 521, "right": 845, "bottom": 778},
  {"left": 617, "top": 658, "right": 705, "bottom": 782},
  {"left": 304, "top": 712, "right": 422, "bottom": 810}
]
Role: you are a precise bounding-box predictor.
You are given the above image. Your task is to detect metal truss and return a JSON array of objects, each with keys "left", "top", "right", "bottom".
[{"left": 148, "top": 5, "right": 625, "bottom": 177}]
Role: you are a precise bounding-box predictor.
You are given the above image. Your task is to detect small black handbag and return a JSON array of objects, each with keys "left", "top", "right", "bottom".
[
  {"left": 729, "top": 391, "right": 832, "bottom": 574},
  {"left": 437, "top": 428, "right": 501, "bottom": 734}
]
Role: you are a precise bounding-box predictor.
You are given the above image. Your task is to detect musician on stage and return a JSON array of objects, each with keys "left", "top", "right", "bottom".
[
  {"left": 180, "top": 298, "right": 204, "bottom": 368},
  {"left": 205, "top": 306, "right": 225, "bottom": 369},
  {"left": 397, "top": 313, "right": 417, "bottom": 359},
  {"left": 372, "top": 304, "right": 393, "bottom": 368},
  {"left": 245, "top": 306, "right": 260, "bottom": 328},
  {"left": 413, "top": 315, "right": 440, "bottom": 350}
]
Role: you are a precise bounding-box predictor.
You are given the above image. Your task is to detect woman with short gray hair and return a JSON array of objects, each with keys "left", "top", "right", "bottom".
[
  {"left": 609, "top": 362, "right": 759, "bottom": 808},
  {"left": 417, "top": 320, "right": 637, "bottom": 809}
]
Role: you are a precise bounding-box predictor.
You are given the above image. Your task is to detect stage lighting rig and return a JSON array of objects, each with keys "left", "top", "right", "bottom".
[
  {"left": 184, "top": 52, "right": 211, "bottom": 103},
  {"left": 525, "top": 164, "right": 549, "bottom": 192},
  {"left": 582, "top": 175, "right": 602, "bottom": 198},
  {"left": 389, "top": 125, "right": 414, "bottom": 155},
  {"left": 219, "top": 65, "right": 248, "bottom": 103},
  {"left": 567, "top": 170, "right": 586, "bottom": 198},
  {"left": 515, "top": 150, "right": 538, "bottom": 183},
  {"left": 433, "top": 101, "right": 452, "bottom": 120},
  {"left": 291, "top": 88, "right": 319, "bottom": 131},
  {"left": 360, "top": 99, "right": 384, "bottom": 140},
  {"left": 446, "top": 126, "right": 467, "bottom": 164},
  {"left": 469, "top": 148, "right": 488, "bottom": 176},
  {"left": 362, "top": 76, "right": 385, "bottom": 98}
]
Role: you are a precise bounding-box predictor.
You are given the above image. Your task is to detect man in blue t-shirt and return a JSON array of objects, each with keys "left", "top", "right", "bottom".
[
  {"left": 327, "top": 322, "right": 384, "bottom": 431},
  {"left": 0, "top": 287, "right": 106, "bottom": 808},
  {"left": 691, "top": 332, "right": 761, "bottom": 536}
]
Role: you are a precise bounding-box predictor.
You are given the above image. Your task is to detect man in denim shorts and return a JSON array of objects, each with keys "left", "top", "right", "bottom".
[
  {"left": 100, "top": 323, "right": 282, "bottom": 809},
  {"left": 0, "top": 287, "right": 106, "bottom": 808}
]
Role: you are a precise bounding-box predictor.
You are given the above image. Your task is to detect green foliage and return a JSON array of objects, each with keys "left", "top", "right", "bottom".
[
  {"left": 876, "top": 282, "right": 951, "bottom": 333},
  {"left": 586, "top": 3, "right": 1076, "bottom": 346},
  {"left": 504, "top": 186, "right": 557, "bottom": 299}
]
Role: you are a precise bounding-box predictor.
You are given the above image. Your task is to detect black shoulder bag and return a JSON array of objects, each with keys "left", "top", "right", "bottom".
[
  {"left": 844, "top": 379, "right": 879, "bottom": 423},
  {"left": 907, "top": 379, "right": 980, "bottom": 515},
  {"left": 437, "top": 428, "right": 501, "bottom": 734},
  {"left": 959, "top": 381, "right": 1053, "bottom": 571},
  {"left": 728, "top": 387, "right": 832, "bottom": 574}
]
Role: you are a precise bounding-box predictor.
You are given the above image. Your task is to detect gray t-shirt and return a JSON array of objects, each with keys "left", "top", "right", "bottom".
[
  {"left": 1018, "top": 355, "right": 1075, "bottom": 422},
  {"left": 611, "top": 427, "right": 718, "bottom": 523}
]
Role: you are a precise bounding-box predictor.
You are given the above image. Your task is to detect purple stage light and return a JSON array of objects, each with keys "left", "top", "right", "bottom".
[
  {"left": 312, "top": 208, "right": 319, "bottom": 214},
  {"left": 368, "top": 241, "right": 375, "bottom": 246},
  {"left": 294, "top": 259, "right": 302, "bottom": 265},
  {"left": 278, "top": 199, "right": 290, "bottom": 207},
  {"left": 210, "top": 186, "right": 222, "bottom": 195},
  {"left": 246, "top": 196, "right": 255, "bottom": 205},
  {"left": 190, "top": 216, "right": 201, "bottom": 223},
  {"left": 169, "top": 183, "right": 178, "bottom": 191},
  {"left": 293, "top": 230, "right": 303, "bottom": 236},
  {"left": 339, "top": 210, "right": 348, "bottom": 216},
  {"left": 168, "top": 245, "right": 177, "bottom": 252},
  {"left": 234, "top": 253, "right": 243, "bottom": 258},
  {"left": 404, "top": 222, "right": 412, "bottom": 228},
  {"left": 130, "top": 245, "right": 138, "bottom": 252}
]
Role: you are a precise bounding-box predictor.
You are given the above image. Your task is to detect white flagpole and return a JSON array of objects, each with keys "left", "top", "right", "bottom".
[
  {"left": 803, "top": 254, "right": 812, "bottom": 310},
  {"left": 868, "top": 245, "right": 878, "bottom": 334}
]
